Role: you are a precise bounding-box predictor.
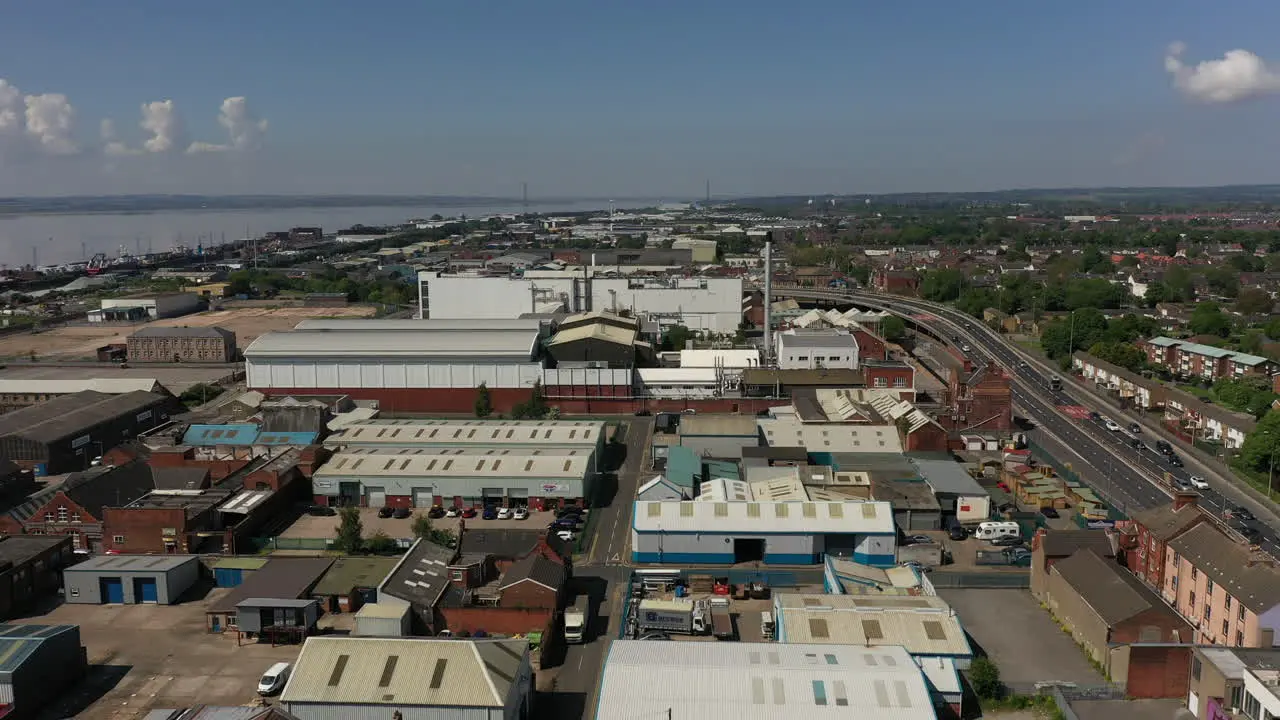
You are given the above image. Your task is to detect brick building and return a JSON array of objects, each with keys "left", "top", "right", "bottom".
[
  {"left": 1046, "top": 549, "right": 1194, "bottom": 698},
  {"left": 941, "top": 359, "right": 1013, "bottom": 432},
  {"left": 850, "top": 326, "right": 888, "bottom": 364},
  {"left": 1029, "top": 527, "right": 1117, "bottom": 601},
  {"left": 1162, "top": 523, "right": 1280, "bottom": 647},
  {"left": 1122, "top": 493, "right": 1205, "bottom": 590},
  {"left": 1141, "top": 336, "right": 1275, "bottom": 381},
  {"left": 127, "top": 326, "right": 237, "bottom": 363},
  {"left": 0, "top": 461, "right": 160, "bottom": 552},
  {"left": 873, "top": 268, "right": 920, "bottom": 295}
]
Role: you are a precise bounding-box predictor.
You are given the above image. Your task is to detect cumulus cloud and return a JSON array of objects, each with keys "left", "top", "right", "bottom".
[
  {"left": 0, "top": 80, "right": 21, "bottom": 134},
  {"left": 100, "top": 118, "right": 139, "bottom": 157},
  {"left": 1165, "top": 41, "right": 1280, "bottom": 103},
  {"left": 24, "top": 94, "right": 77, "bottom": 154},
  {"left": 140, "top": 99, "right": 185, "bottom": 153},
  {"left": 187, "top": 96, "right": 268, "bottom": 153}
]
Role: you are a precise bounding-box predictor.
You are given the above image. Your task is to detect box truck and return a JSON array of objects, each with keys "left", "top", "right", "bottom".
[
  {"left": 564, "top": 596, "right": 592, "bottom": 644},
  {"left": 637, "top": 598, "right": 708, "bottom": 635}
]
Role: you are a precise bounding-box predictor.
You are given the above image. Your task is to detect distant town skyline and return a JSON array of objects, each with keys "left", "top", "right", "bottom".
[{"left": 2, "top": 1, "right": 1279, "bottom": 197}]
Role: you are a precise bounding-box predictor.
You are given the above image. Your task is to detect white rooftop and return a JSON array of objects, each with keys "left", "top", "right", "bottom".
[
  {"left": 679, "top": 348, "right": 763, "bottom": 368},
  {"left": 597, "top": 641, "right": 936, "bottom": 720},
  {"left": 633, "top": 500, "right": 895, "bottom": 535},
  {"left": 316, "top": 451, "right": 590, "bottom": 479},
  {"left": 244, "top": 327, "right": 539, "bottom": 359},
  {"left": 327, "top": 419, "right": 604, "bottom": 447},
  {"left": 758, "top": 417, "right": 904, "bottom": 453}
]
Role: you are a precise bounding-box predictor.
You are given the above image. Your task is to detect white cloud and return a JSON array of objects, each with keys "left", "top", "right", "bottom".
[
  {"left": 140, "top": 99, "right": 185, "bottom": 153},
  {"left": 100, "top": 118, "right": 139, "bottom": 157},
  {"left": 0, "top": 79, "right": 21, "bottom": 134},
  {"left": 1165, "top": 42, "right": 1280, "bottom": 103},
  {"left": 24, "top": 94, "right": 77, "bottom": 155},
  {"left": 187, "top": 96, "right": 268, "bottom": 153}
]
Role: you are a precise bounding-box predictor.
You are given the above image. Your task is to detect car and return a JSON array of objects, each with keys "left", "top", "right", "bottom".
[
  {"left": 305, "top": 505, "right": 337, "bottom": 517},
  {"left": 555, "top": 529, "right": 576, "bottom": 542},
  {"left": 1129, "top": 423, "right": 1141, "bottom": 434},
  {"left": 990, "top": 536, "right": 1024, "bottom": 547},
  {"left": 393, "top": 507, "right": 411, "bottom": 519},
  {"left": 513, "top": 506, "right": 529, "bottom": 520},
  {"left": 377, "top": 506, "right": 394, "bottom": 519},
  {"left": 682, "top": 408, "right": 697, "bottom": 415},
  {"left": 1155, "top": 440, "right": 1173, "bottom": 455},
  {"left": 482, "top": 506, "right": 498, "bottom": 520},
  {"left": 961, "top": 344, "right": 971, "bottom": 352},
  {"left": 1188, "top": 476, "right": 1210, "bottom": 490},
  {"left": 637, "top": 632, "right": 671, "bottom": 641},
  {"left": 634, "top": 409, "right": 652, "bottom": 416},
  {"left": 257, "top": 662, "right": 291, "bottom": 696},
  {"left": 445, "top": 506, "right": 461, "bottom": 518},
  {"left": 1103, "top": 419, "right": 1121, "bottom": 432},
  {"left": 949, "top": 525, "right": 968, "bottom": 541},
  {"left": 427, "top": 505, "right": 446, "bottom": 519},
  {"left": 1130, "top": 437, "right": 1142, "bottom": 449},
  {"left": 1018, "top": 360, "right": 1029, "bottom": 368},
  {"left": 899, "top": 560, "right": 931, "bottom": 573},
  {"left": 461, "top": 507, "right": 478, "bottom": 519},
  {"left": 1168, "top": 454, "right": 1183, "bottom": 467},
  {"left": 497, "top": 507, "right": 512, "bottom": 519},
  {"left": 557, "top": 506, "right": 585, "bottom": 518},
  {"left": 903, "top": 535, "right": 934, "bottom": 545},
  {"left": 1172, "top": 477, "right": 1193, "bottom": 492},
  {"left": 1227, "top": 506, "right": 1256, "bottom": 523},
  {"left": 1088, "top": 411, "right": 1102, "bottom": 421},
  {"left": 1040, "top": 507, "right": 1060, "bottom": 519},
  {"left": 551, "top": 516, "right": 580, "bottom": 530}
]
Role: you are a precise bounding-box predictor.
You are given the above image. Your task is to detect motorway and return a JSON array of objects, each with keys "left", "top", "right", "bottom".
[{"left": 773, "top": 286, "right": 1280, "bottom": 557}]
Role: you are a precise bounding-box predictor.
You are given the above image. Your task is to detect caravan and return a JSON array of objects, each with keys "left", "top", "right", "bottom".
[{"left": 974, "top": 521, "right": 1021, "bottom": 542}]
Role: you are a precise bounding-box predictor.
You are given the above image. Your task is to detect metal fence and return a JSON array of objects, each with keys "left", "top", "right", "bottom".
[{"left": 245, "top": 537, "right": 333, "bottom": 552}]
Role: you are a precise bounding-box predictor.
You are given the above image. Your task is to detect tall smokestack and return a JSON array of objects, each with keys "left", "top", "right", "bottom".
[{"left": 763, "top": 241, "right": 773, "bottom": 365}]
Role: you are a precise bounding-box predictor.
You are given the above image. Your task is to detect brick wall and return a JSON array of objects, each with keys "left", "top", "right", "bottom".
[
  {"left": 102, "top": 507, "right": 190, "bottom": 553},
  {"left": 497, "top": 581, "right": 559, "bottom": 611},
  {"left": 439, "top": 605, "right": 554, "bottom": 635}
]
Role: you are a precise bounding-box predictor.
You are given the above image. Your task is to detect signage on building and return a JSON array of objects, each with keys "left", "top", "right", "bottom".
[
  {"left": 137, "top": 410, "right": 153, "bottom": 422},
  {"left": 541, "top": 483, "right": 569, "bottom": 495},
  {"left": 71, "top": 435, "right": 91, "bottom": 449}
]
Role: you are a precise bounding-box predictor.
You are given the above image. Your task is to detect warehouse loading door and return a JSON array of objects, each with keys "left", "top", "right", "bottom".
[
  {"left": 507, "top": 489, "right": 529, "bottom": 508},
  {"left": 482, "top": 488, "right": 504, "bottom": 507},
  {"left": 367, "top": 487, "right": 387, "bottom": 508},
  {"left": 134, "top": 577, "right": 158, "bottom": 603},
  {"left": 100, "top": 577, "right": 124, "bottom": 604},
  {"left": 412, "top": 488, "right": 434, "bottom": 508}
]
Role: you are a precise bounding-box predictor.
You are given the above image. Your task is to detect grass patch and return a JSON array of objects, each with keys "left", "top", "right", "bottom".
[
  {"left": 1229, "top": 462, "right": 1280, "bottom": 503},
  {"left": 982, "top": 694, "right": 1066, "bottom": 719}
]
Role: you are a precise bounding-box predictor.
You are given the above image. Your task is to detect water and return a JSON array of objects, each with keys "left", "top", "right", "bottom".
[{"left": 0, "top": 200, "right": 629, "bottom": 268}]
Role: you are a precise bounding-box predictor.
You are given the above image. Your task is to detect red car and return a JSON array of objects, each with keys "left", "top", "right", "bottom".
[{"left": 461, "top": 507, "right": 478, "bottom": 519}]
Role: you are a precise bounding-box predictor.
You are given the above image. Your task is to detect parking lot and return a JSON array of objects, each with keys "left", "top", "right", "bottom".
[
  {"left": 936, "top": 588, "right": 1105, "bottom": 687},
  {"left": 278, "top": 506, "right": 580, "bottom": 541},
  {"left": 26, "top": 589, "right": 300, "bottom": 719}
]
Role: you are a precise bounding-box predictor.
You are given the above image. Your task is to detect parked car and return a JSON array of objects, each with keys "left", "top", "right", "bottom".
[
  {"left": 427, "top": 505, "right": 446, "bottom": 519},
  {"left": 551, "top": 516, "right": 580, "bottom": 530},
  {"left": 377, "top": 506, "right": 394, "bottom": 519},
  {"left": 557, "top": 506, "right": 585, "bottom": 519},
  {"left": 445, "top": 506, "right": 461, "bottom": 518},
  {"left": 633, "top": 409, "right": 652, "bottom": 416},
  {"left": 461, "top": 507, "right": 478, "bottom": 519},
  {"left": 903, "top": 535, "right": 934, "bottom": 545},
  {"left": 555, "top": 529, "right": 576, "bottom": 542},
  {"left": 305, "top": 505, "right": 337, "bottom": 517},
  {"left": 637, "top": 632, "right": 671, "bottom": 641},
  {"left": 1040, "top": 507, "right": 1059, "bottom": 519},
  {"left": 257, "top": 662, "right": 291, "bottom": 696},
  {"left": 513, "top": 506, "right": 529, "bottom": 520},
  {"left": 497, "top": 506, "right": 512, "bottom": 520},
  {"left": 482, "top": 506, "right": 499, "bottom": 520},
  {"left": 1129, "top": 423, "right": 1141, "bottom": 434},
  {"left": 991, "top": 536, "right": 1024, "bottom": 547},
  {"left": 1188, "top": 476, "right": 1209, "bottom": 490},
  {"left": 948, "top": 525, "right": 968, "bottom": 541},
  {"left": 393, "top": 507, "right": 411, "bottom": 519}
]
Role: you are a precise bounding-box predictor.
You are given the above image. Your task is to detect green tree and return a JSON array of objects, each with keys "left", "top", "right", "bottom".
[
  {"left": 1088, "top": 341, "right": 1146, "bottom": 372},
  {"left": 474, "top": 383, "right": 493, "bottom": 418},
  {"left": 919, "top": 268, "right": 965, "bottom": 302},
  {"left": 1237, "top": 409, "right": 1280, "bottom": 476},
  {"left": 1266, "top": 316, "right": 1280, "bottom": 341},
  {"left": 1188, "top": 303, "right": 1232, "bottom": 337},
  {"left": 411, "top": 513, "right": 458, "bottom": 547},
  {"left": 968, "top": 657, "right": 1003, "bottom": 699},
  {"left": 364, "top": 531, "right": 399, "bottom": 554},
  {"left": 1040, "top": 308, "right": 1107, "bottom": 360},
  {"left": 847, "top": 264, "right": 871, "bottom": 286},
  {"left": 1236, "top": 288, "right": 1275, "bottom": 316},
  {"left": 880, "top": 315, "right": 907, "bottom": 341},
  {"left": 1143, "top": 281, "right": 1169, "bottom": 308},
  {"left": 1164, "top": 265, "right": 1195, "bottom": 301},
  {"left": 661, "top": 325, "right": 693, "bottom": 352},
  {"left": 1211, "top": 377, "right": 1278, "bottom": 419},
  {"left": 333, "top": 506, "right": 364, "bottom": 554}
]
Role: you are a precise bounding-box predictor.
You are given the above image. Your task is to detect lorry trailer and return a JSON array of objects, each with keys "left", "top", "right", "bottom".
[{"left": 637, "top": 598, "right": 708, "bottom": 635}]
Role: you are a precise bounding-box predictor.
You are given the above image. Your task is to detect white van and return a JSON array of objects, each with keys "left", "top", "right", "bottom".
[
  {"left": 258, "top": 662, "right": 291, "bottom": 696},
  {"left": 973, "top": 521, "right": 1021, "bottom": 541}
]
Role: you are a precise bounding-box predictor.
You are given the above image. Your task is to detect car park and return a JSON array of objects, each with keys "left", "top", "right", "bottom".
[
  {"left": 1188, "top": 476, "right": 1209, "bottom": 490},
  {"left": 377, "top": 506, "right": 394, "bottom": 518},
  {"left": 393, "top": 507, "right": 411, "bottom": 519}
]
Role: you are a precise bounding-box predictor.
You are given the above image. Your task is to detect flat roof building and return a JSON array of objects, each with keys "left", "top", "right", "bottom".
[
  {"left": 596, "top": 640, "right": 938, "bottom": 720},
  {"left": 63, "top": 554, "right": 200, "bottom": 605},
  {"left": 772, "top": 593, "right": 973, "bottom": 666}
]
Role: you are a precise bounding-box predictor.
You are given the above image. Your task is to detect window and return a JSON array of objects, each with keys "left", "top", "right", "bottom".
[
  {"left": 56, "top": 506, "right": 67, "bottom": 522},
  {"left": 1223, "top": 620, "right": 1230, "bottom": 636},
  {"left": 1206, "top": 580, "right": 1215, "bottom": 596},
  {"left": 112, "top": 535, "right": 125, "bottom": 543},
  {"left": 450, "top": 570, "right": 463, "bottom": 581},
  {"left": 1241, "top": 691, "right": 1260, "bottom": 720},
  {"left": 44, "top": 512, "right": 53, "bottom": 522},
  {"left": 1237, "top": 631, "right": 1245, "bottom": 647},
  {"left": 1226, "top": 596, "right": 1232, "bottom": 610},
  {"left": 1240, "top": 605, "right": 1246, "bottom": 621},
  {"left": 1204, "top": 605, "right": 1211, "bottom": 621},
  {"left": 873, "top": 377, "right": 888, "bottom": 388},
  {"left": 1191, "top": 567, "right": 1197, "bottom": 581},
  {"left": 70, "top": 513, "right": 80, "bottom": 523},
  {"left": 893, "top": 377, "right": 906, "bottom": 388},
  {"left": 1189, "top": 592, "right": 1196, "bottom": 611},
  {"left": 1191, "top": 657, "right": 1201, "bottom": 680},
  {"left": 812, "top": 680, "right": 828, "bottom": 706}
]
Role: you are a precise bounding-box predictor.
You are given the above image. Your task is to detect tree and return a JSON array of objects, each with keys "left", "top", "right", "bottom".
[
  {"left": 661, "top": 325, "right": 693, "bottom": 352},
  {"left": 411, "top": 513, "right": 457, "bottom": 547},
  {"left": 847, "top": 264, "right": 871, "bottom": 287},
  {"left": 880, "top": 315, "right": 907, "bottom": 341},
  {"left": 333, "top": 506, "right": 364, "bottom": 554},
  {"left": 919, "top": 268, "right": 965, "bottom": 302},
  {"left": 1088, "top": 341, "right": 1146, "bottom": 373},
  {"left": 364, "top": 531, "right": 399, "bottom": 554},
  {"left": 1188, "top": 303, "right": 1232, "bottom": 337},
  {"left": 1236, "top": 288, "right": 1275, "bottom": 316},
  {"left": 1163, "top": 265, "right": 1195, "bottom": 302},
  {"left": 1237, "top": 409, "right": 1280, "bottom": 476},
  {"left": 1211, "top": 377, "right": 1278, "bottom": 419},
  {"left": 968, "top": 656, "right": 1003, "bottom": 699},
  {"left": 474, "top": 383, "right": 493, "bottom": 418},
  {"left": 1143, "top": 281, "right": 1169, "bottom": 308},
  {"left": 1040, "top": 308, "right": 1107, "bottom": 360}
]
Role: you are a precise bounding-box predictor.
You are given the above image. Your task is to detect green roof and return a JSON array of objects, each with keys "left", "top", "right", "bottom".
[
  {"left": 212, "top": 557, "right": 271, "bottom": 571},
  {"left": 311, "top": 556, "right": 401, "bottom": 596}
]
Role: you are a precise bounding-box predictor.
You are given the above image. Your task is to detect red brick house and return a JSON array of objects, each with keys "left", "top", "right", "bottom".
[
  {"left": 873, "top": 269, "right": 920, "bottom": 295},
  {"left": 863, "top": 361, "right": 916, "bottom": 401},
  {"left": 1029, "top": 528, "right": 1118, "bottom": 601},
  {"left": 0, "top": 461, "right": 159, "bottom": 552},
  {"left": 850, "top": 327, "right": 888, "bottom": 363},
  {"left": 1121, "top": 493, "right": 1205, "bottom": 591},
  {"left": 941, "top": 360, "right": 1012, "bottom": 432}
]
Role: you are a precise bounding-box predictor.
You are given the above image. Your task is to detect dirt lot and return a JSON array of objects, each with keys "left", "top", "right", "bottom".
[
  {"left": 0, "top": 305, "right": 375, "bottom": 360},
  {"left": 26, "top": 588, "right": 301, "bottom": 719},
  {"left": 279, "top": 506, "right": 574, "bottom": 540}
]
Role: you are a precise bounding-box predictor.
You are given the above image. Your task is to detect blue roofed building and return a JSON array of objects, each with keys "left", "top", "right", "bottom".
[{"left": 0, "top": 623, "right": 87, "bottom": 717}]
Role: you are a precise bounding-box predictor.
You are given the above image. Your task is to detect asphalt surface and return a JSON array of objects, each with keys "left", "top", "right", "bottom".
[{"left": 773, "top": 285, "right": 1279, "bottom": 557}]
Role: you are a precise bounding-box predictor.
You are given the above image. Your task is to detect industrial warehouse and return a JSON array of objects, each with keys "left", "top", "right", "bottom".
[
  {"left": 312, "top": 450, "right": 594, "bottom": 509},
  {"left": 630, "top": 500, "right": 897, "bottom": 565},
  {"left": 326, "top": 418, "right": 605, "bottom": 460}
]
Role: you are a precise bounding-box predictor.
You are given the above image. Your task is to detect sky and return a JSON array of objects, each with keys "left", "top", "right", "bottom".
[{"left": 2, "top": 0, "right": 1280, "bottom": 198}]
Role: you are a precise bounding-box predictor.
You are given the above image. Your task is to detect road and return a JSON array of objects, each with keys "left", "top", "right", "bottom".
[{"left": 771, "top": 285, "right": 1279, "bottom": 557}]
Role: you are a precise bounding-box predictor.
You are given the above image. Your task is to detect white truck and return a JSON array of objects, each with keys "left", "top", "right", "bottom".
[
  {"left": 565, "top": 597, "right": 591, "bottom": 644},
  {"left": 637, "top": 598, "right": 709, "bottom": 636}
]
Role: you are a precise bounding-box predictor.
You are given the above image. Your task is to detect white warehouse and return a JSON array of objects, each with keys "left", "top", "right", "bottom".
[
  {"left": 325, "top": 418, "right": 606, "bottom": 470},
  {"left": 631, "top": 500, "right": 897, "bottom": 566},
  {"left": 418, "top": 271, "right": 745, "bottom": 333}
]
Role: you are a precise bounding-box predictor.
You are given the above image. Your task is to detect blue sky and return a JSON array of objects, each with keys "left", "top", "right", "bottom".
[{"left": 1, "top": 0, "right": 1279, "bottom": 197}]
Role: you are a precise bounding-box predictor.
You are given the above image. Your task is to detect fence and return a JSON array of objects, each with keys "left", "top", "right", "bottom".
[
  {"left": 245, "top": 537, "right": 333, "bottom": 552},
  {"left": 926, "top": 572, "right": 1030, "bottom": 589}
]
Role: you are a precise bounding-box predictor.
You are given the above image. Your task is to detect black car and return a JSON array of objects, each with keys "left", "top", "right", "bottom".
[
  {"left": 393, "top": 507, "right": 411, "bottom": 519},
  {"left": 1088, "top": 411, "right": 1102, "bottom": 421},
  {"left": 1168, "top": 454, "right": 1183, "bottom": 467},
  {"left": 1129, "top": 437, "right": 1142, "bottom": 449},
  {"left": 1155, "top": 440, "right": 1173, "bottom": 455},
  {"left": 1129, "top": 423, "right": 1141, "bottom": 434},
  {"left": 1040, "top": 507, "right": 1060, "bottom": 519},
  {"left": 377, "top": 506, "right": 394, "bottom": 518},
  {"left": 306, "top": 505, "right": 337, "bottom": 517},
  {"left": 948, "top": 525, "right": 968, "bottom": 541},
  {"left": 633, "top": 409, "right": 652, "bottom": 416},
  {"left": 427, "top": 505, "right": 446, "bottom": 519},
  {"left": 991, "top": 536, "right": 1025, "bottom": 547},
  {"left": 557, "top": 506, "right": 585, "bottom": 519}
]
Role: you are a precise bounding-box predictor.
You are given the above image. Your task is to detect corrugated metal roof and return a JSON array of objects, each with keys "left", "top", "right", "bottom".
[
  {"left": 327, "top": 419, "right": 603, "bottom": 447},
  {"left": 597, "top": 641, "right": 935, "bottom": 720},
  {"left": 775, "top": 594, "right": 971, "bottom": 658},
  {"left": 244, "top": 328, "right": 538, "bottom": 359},
  {"left": 0, "top": 624, "right": 81, "bottom": 674},
  {"left": 633, "top": 500, "right": 895, "bottom": 535},
  {"left": 316, "top": 451, "right": 589, "bottom": 479},
  {"left": 680, "top": 415, "right": 759, "bottom": 437},
  {"left": 908, "top": 458, "right": 986, "bottom": 496},
  {"left": 0, "top": 378, "right": 162, "bottom": 395},
  {"left": 182, "top": 424, "right": 260, "bottom": 446},
  {"left": 280, "top": 637, "right": 528, "bottom": 708},
  {"left": 294, "top": 318, "right": 546, "bottom": 332},
  {"left": 0, "top": 390, "right": 170, "bottom": 444},
  {"left": 65, "top": 554, "right": 199, "bottom": 573},
  {"left": 758, "top": 418, "right": 904, "bottom": 453},
  {"left": 547, "top": 323, "right": 635, "bottom": 347}
]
